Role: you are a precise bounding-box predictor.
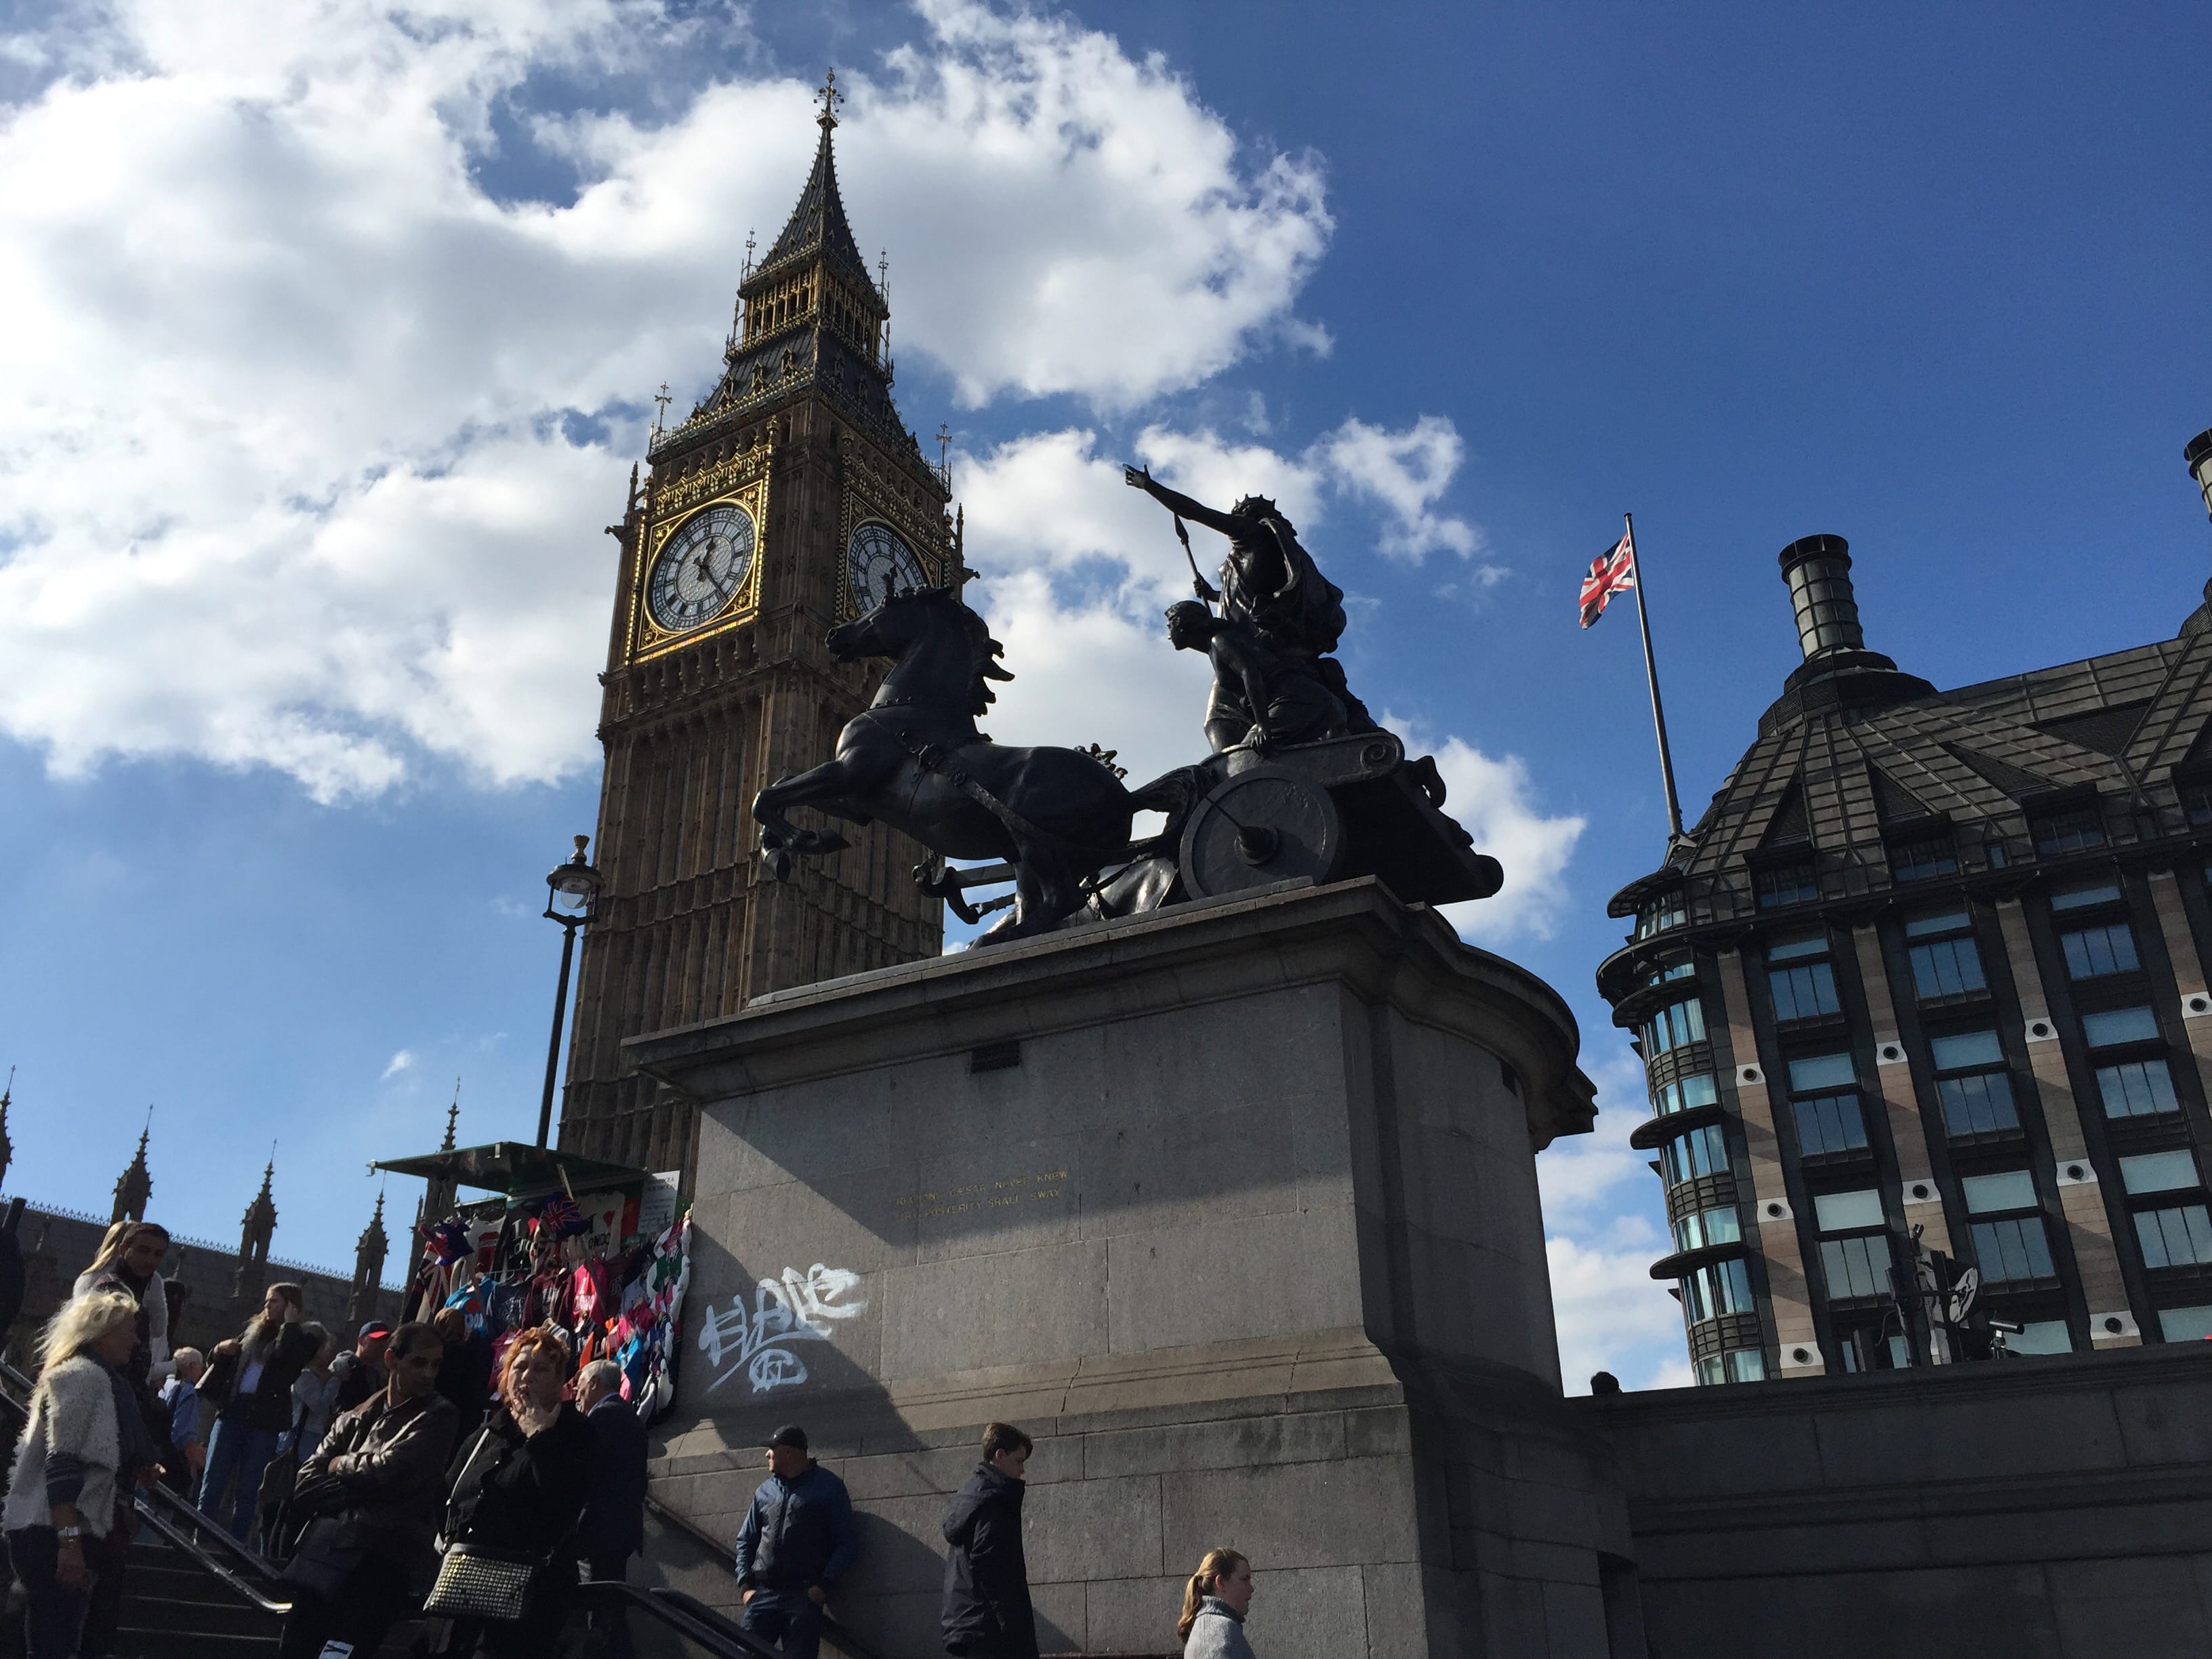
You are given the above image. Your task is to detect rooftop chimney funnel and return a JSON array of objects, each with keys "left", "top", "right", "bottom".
[
  {"left": 1777, "top": 533, "right": 1865, "bottom": 663},
  {"left": 2187, "top": 428, "right": 2212, "bottom": 525}
]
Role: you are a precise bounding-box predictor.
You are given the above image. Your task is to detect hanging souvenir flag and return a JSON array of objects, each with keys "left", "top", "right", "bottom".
[
  {"left": 539, "top": 1193, "right": 587, "bottom": 1237},
  {"left": 421, "top": 1216, "right": 472, "bottom": 1265}
]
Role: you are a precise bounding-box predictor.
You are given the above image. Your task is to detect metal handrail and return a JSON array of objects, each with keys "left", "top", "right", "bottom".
[{"left": 133, "top": 1500, "right": 293, "bottom": 1616}]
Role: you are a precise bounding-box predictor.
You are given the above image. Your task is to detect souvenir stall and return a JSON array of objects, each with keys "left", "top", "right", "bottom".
[{"left": 371, "top": 1141, "right": 691, "bottom": 1420}]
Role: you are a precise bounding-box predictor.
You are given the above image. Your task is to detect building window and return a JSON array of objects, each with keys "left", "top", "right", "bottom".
[
  {"left": 1889, "top": 831, "right": 1957, "bottom": 882},
  {"left": 1681, "top": 1257, "right": 1755, "bottom": 1324},
  {"left": 1835, "top": 1328, "right": 1912, "bottom": 1372},
  {"left": 1694, "top": 1348, "right": 1767, "bottom": 1385},
  {"left": 1652, "top": 1072, "right": 1719, "bottom": 1116},
  {"left": 1788, "top": 1052, "right": 1856, "bottom": 1092},
  {"left": 2157, "top": 1305, "right": 2212, "bottom": 1343},
  {"left": 2083, "top": 1006, "right": 2160, "bottom": 1048},
  {"left": 1906, "top": 907, "right": 1985, "bottom": 1000},
  {"left": 1634, "top": 893, "right": 1687, "bottom": 939},
  {"left": 2061, "top": 923, "right": 2139, "bottom": 979},
  {"left": 1813, "top": 1189, "right": 1884, "bottom": 1231},
  {"left": 1962, "top": 1169, "right": 2038, "bottom": 1213},
  {"left": 1671, "top": 1204, "right": 1743, "bottom": 1253},
  {"left": 2119, "top": 1150, "right": 2201, "bottom": 1195},
  {"left": 2006, "top": 1319, "right": 2074, "bottom": 1355},
  {"left": 1661, "top": 1124, "right": 1732, "bottom": 1186},
  {"left": 2137, "top": 1205, "right": 2212, "bottom": 1270},
  {"left": 2051, "top": 878, "right": 2123, "bottom": 912},
  {"left": 2099, "top": 1059, "right": 2181, "bottom": 1119},
  {"left": 1769, "top": 960, "right": 1841, "bottom": 1022},
  {"left": 1755, "top": 859, "right": 1819, "bottom": 910},
  {"left": 2184, "top": 781, "right": 2212, "bottom": 827},
  {"left": 1929, "top": 1029, "right": 2019, "bottom": 1136},
  {"left": 1639, "top": 996, "right": 1707, "bottom": 1056},
  {"left": 1971, "top": 1216, "right": 2056, "bottom": 1283},
  {"left": 1794, "top": 1092, "right": 1870, "bottom": 1155},
  {"left": 1643, "top": 953, "right": 1694, "bottom": 987},
  {"left": 2030, "top": 802, "right": 2106, "bottom": 857},
  {"left": 1820, "top": 1235, "right": 1893, "bottom": 1300}
]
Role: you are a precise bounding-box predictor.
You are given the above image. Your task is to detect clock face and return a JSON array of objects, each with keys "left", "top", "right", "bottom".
[
  {"left": 648, "top": 504, "right": 756, "bottom": 633},
  {"left": 846, "top": 521, "right": 927, "bottom": 613}
]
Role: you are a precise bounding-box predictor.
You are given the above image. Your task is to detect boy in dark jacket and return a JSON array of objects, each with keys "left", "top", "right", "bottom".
[
  {"left": 940, "top": 1422, "right": 1038, "bottom": 1659},
  {"left": 735, "top": 1425, "right": 857, "bottom": 1659}
]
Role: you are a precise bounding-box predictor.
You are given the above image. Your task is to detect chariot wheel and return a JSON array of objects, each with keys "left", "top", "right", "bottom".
[{"left": 1178, "top": 764, "right": 1345, "bottom": 899}]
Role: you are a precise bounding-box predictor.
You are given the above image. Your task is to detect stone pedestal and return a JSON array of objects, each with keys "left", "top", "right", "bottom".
[{"left": 630, "top": 878, "right": 1637, "bottom": 1658}]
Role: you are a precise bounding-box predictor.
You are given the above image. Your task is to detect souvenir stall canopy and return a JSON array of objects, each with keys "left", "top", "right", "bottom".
[{"left": 372, "top": 1141, "right": 692, "bottom": 1418}]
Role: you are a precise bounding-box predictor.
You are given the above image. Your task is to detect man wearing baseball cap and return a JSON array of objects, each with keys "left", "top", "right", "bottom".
[
  {"left": 329, "top": 1319, "right": 393, "bottom": 1418},
  {"left": 733, "top": 1425, "right": 858, "bottom": 1659}
]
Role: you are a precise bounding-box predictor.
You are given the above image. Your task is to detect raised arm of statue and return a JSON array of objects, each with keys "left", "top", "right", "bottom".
[{"left": 1122, "top": 465, "right": 1244, "bottom": 541}]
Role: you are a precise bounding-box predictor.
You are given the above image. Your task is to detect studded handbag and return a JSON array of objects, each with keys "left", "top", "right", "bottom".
[{"left": 421, "top": 1542, "right": 541, "bottom": 1622}]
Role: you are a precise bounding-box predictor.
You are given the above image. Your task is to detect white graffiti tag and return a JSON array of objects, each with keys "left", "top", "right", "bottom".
[{"left": 697, "top": 1264, "right": 868, "bottom": 1394}]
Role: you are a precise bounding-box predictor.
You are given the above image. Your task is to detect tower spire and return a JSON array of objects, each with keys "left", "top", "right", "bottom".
[
  {"left": 348, "top": 1185, "right": 390, "bottom": 1325},
  {"left": 232, "top": 1147, "right": 278, "bottom": 1306},
  {"left": 0, "top": 1068, "right": 14, "bottom": 1195},
  {"left": 110, "top": 1106, "right": 153, "bottom": 1225}
]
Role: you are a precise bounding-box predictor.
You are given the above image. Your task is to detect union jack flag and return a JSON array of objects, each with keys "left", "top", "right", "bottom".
[
  {"left": 1579, "top": 530, "right": 1637, "bottom": 629},
  {"left": 539, "top": 1194, "right": 588, "bottom": 1237}
]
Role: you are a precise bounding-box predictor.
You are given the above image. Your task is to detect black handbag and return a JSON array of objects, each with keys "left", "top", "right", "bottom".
[{"left": 279, "top": 1516, "right": 369, "bottom": 1601}]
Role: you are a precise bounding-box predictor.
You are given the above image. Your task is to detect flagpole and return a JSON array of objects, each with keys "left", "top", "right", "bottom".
[{"left": 1624, "top": 512, "right": 1685, "bottom": 840}]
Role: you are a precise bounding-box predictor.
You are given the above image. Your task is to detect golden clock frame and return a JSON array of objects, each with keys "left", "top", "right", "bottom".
[
  {"left": 628, "top": 466, "right": 771, "bottom": 663},
  {"left": 836, "top": 439, "right": 951, "bottom": 619}
]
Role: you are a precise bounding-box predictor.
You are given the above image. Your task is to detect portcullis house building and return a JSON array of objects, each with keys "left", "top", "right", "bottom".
[{"left": 1598, "top": 431, "right": 2212, "bottom": 1385}]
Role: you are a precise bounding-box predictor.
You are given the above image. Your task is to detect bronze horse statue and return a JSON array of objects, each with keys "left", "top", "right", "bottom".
[{"left": 752, "top": 586, "right": 1145, "bottom": 943}]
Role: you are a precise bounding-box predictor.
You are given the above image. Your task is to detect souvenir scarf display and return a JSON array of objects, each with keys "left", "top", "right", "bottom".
[{"left": 407, "top": 1189, "right": 692, "bottom": 1421}]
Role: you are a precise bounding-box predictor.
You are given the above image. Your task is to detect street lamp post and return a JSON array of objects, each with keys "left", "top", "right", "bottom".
[{"left": 537, "top": 835, "right": 603, "bottom": 1149}]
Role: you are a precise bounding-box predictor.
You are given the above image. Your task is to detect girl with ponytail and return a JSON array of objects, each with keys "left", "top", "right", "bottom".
[{"left": 1176, "top": 1547, "right": 1256, "bottom": 1658}]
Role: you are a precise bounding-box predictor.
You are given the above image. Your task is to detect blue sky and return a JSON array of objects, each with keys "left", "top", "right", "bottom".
[{"left": 1, "top": 0, "right": 2206, "bottom": 1389}]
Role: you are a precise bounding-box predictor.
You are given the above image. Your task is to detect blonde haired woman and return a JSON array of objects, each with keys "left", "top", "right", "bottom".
[
  {"left": 1177, "top": 1548, "right": 1255, "bottom": 1659},
  {"left": 1, "top": 1289, "right": 164, "bottom": 1657}
]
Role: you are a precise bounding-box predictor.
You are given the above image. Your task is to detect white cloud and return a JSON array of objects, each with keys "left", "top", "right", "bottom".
[
  {"left": 1406, "top": 732, "right": 1584, "bottom": 943},
  {"left": 1310, "top": 415, "right": 1481, "bottom": 562},
  {"left": 0, "top": 0, "right": 1334, "bottom": 795},
  {"left": 380, "top": 1049, "right": 416, "bottom": 1080},
  {"left": 1539, "top": 1046, "right": 1689, "bottom": 1393}
]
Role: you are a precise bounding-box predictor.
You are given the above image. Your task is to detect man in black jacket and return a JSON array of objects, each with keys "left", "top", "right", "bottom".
[
  {"left": 576, "top": 1358, "right": 648, "bottom": 1659},
  {"left": 734, "top": 1424, "right": 857, "bottom": 1659},
  {"left": 940, "top": 1422, "right": 1039, "bottom": 1659}
]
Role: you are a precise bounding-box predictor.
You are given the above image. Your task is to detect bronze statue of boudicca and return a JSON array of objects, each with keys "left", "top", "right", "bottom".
[{"left": 752, "top": 469, "right": 1502, "bottom": 944}]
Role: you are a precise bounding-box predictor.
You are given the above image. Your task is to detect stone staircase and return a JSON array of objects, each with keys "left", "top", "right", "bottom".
[{"left": 109, "top": 1537, "right": 422, "bottom": 1659}]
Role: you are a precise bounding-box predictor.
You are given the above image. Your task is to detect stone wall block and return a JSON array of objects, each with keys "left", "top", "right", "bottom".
[
  {"left": 1160, "top": 1457, "right": 1420, "bottom": 1571},
  {"left": 1022, "top": 1473, "right": 1164, "bottom": 1585},
  {"left": 1080, "top": 1411, "right": 1347, "bottom": 1481}
]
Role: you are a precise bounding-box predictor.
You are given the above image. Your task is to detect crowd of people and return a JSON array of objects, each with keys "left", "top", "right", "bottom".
[
  {"left": 0, "top": 1218, "right": 653, "bottom": 1659},
  {"left": 0, "top": 1216, "right": 1265, "bottom": 1659}
]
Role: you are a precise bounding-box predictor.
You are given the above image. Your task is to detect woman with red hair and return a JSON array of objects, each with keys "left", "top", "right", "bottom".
[{"left": 435, "top": 1326, "right": 594, "bottom": 1656}]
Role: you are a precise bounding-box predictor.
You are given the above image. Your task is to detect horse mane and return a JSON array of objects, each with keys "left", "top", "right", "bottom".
[{"left": 909, "top": 586, "right": 1012, "bottom": 717}]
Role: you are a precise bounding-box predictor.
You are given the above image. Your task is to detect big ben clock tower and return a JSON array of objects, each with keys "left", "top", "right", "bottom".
[{"left": 560, "top": 75, "right": 949, "bottom": 1172}]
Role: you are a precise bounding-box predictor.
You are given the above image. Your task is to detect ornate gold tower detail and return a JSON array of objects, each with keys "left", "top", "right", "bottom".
[{"left": 560, "top": 75, "right": 949, "bottom": 1172}]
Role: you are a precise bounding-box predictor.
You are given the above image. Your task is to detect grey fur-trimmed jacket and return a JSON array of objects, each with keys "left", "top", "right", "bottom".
[
  {"left": 1, "top": 1354, "right": 123, "bottom": 1537},
  {"left": 1183, "top": 1597, "right": 1256, "bottom": 1659}
]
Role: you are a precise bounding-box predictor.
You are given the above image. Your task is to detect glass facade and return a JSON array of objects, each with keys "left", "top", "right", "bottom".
[
  {"left": 1755, "top": 859, "right": 1819, "bottom": 909},
  {"left": 1652, "top": 1072, "right": 1719, "bottom": 1115},
  {"left": 1681, "top": 1256, "right": 1755, "bottom": 1323},
  {"left": 2136, "top": 1205, "right": 2212, "bottom": 1270},
  {"left": 2098, "top": 1059, "right": 2180, "bottom": 1118},
  {"left": 2061, "top": 922, "right": 2139, "bottom": 979},
  {"left": 1662, "top": 1124, "right": 1732, "bottom": 1185},
  {"left": 1694, "top": 1349, "right": 1767, "bottom": 1385},
  {"left": 1672, "top": 1204, "right": 1743, "bottom": 1252},
  {"left": 1971, "top": 1217, "right": 2055, "bottom": 1283},
  {"left": 1640, "top": 997, "right": 1707, "bottom": 1055}
]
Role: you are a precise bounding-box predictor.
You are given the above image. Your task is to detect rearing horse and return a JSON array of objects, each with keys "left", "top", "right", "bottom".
[{"left": 752, "top": 586, "right": 1139, "bottom": 943}]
